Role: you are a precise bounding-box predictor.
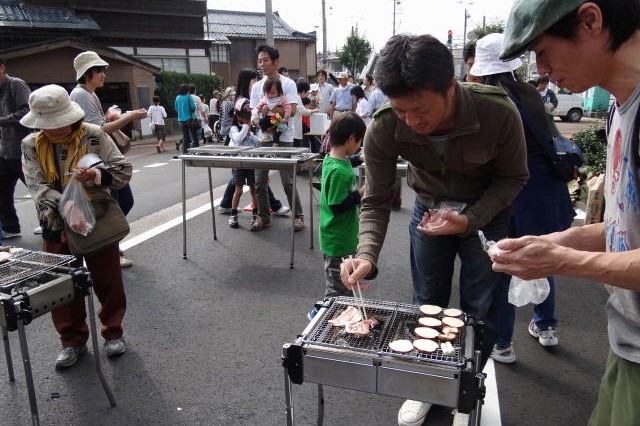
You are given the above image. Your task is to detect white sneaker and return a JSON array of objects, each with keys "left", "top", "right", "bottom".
[
  {"left": 491, "top": 343, "right": 517, "bottom": 364},
  {"left": 34, "top": 226, "right": 43, "bottom": 235},
  {"left": 398, "top": 399, "right": 432, "bottom": 426},
  {"left": 528, "top": 319, "right": 558, "bottom": 347},
  {"left": 274, "top": 205, "right": 291, "bottom": 216},
  {"left": 451, "top": 410, "right": 470, "bottom": 426},
  {"left": 105, "top": 338, "right": 126, "bottom": 357}
]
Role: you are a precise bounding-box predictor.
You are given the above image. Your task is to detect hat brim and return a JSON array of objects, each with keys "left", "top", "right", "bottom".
[
  {"left": 20, "top": 100, "right": 85, "bottom": 130},
  {"left": 470, "top": 57, "right": 522, "bottom": 77},
  {"left": 75, "top": 58, "right": 109, "bottom": 81}
]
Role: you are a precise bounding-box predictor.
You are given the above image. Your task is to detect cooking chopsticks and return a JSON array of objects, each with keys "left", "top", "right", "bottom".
[{"left": 348, "top": 255, "right": 368, "bottom": 321}]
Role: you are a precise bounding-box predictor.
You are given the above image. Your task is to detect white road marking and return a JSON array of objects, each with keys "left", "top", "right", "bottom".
[
  {"left": 132, "top": 169, "right": 142, "bottom": 173},
  {"left": 482, "top": 359, "right": 501, "bottom": 426},
  {"left": 143, "top": 163, "right": 168, "bottom": 168}
]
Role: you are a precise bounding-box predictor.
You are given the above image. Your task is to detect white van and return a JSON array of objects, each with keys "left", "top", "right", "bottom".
[{"left": 553, "top": 91, "right": 584, "bottom": 122}]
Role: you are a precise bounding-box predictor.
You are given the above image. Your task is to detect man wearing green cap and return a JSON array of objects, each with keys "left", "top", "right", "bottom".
[{"left": 494, "top": 1, "right": 640, "bottom": 425}]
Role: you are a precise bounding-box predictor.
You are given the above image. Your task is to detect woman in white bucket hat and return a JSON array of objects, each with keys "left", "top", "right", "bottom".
[
  {"left": 21, "top": 84, "right": 132, "bottom": 368},
  {"left": 69, "top": 50, "right": 146, "bottom": 268},
  {"left": 470, "top": 33, "right": 574, "bottom": 365}
]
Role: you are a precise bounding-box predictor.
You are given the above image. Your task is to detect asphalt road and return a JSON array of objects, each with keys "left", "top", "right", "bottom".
[{"left": 1, "top": 125, "right": 610, "bottom": 426}]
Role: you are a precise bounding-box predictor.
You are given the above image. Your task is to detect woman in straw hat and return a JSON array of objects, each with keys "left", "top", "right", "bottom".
[
  {"left": 469, "top": 33, "right": 574, "bottom": 365},
  {"left": 21, "top": 84, "right": 132, "bottom": 368}
]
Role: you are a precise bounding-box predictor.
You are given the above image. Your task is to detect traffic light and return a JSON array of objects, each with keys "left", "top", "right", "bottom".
[{"left": 447, "top": 30, "right": 453, "bottom": 45}]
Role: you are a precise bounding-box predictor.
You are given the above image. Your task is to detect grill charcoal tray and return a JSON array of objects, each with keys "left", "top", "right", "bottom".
[{"left": 0, "top": 250, "right": 74, "bottom": 290}]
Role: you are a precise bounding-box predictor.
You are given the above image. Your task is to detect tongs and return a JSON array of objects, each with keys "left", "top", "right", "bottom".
[{"left": 346, "top": 255, "right": 368, "bottom": 321}]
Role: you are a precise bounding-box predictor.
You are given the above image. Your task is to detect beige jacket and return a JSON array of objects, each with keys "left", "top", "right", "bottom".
[{"left": 22, "top": 123, "right": 132, "bottom": 233}]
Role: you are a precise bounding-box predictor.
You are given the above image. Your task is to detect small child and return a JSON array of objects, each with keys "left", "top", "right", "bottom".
[
  {"left": 147, "top": 95, "right": 167, "bottom": 153},
  {"left": 309, "top": 112, "right": 367, "bottom": 319},
  {"left": 308, "top": 83, "right": 322, "bottom": 110},
  {"left": 228, "top": 97, "right": 262, "bottom": 231},
  {"left": 256, "top": 77, "right": 292, "bottom": 144}
]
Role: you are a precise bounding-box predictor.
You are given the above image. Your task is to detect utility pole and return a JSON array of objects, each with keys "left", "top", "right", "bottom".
[
  {"left": 322, "top": 0, "right": 327, "bottom": 67},
  {"left": 459, "top": 8, "right": 470, "bottom": 79},
  {"left": 265, "top": 0, "right": 274, "bottom": 46},
  {"left": 393, "top": 1, "right": 401, "bottom": 35}
]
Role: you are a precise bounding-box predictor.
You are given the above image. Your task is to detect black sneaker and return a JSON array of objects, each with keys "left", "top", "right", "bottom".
[{"left": 228, "top": 214, "right": 239, "bottom": 228}]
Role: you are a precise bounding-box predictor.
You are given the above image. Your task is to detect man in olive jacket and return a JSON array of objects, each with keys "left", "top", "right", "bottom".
[{"left": 340, "top": 34, "right": 528, "bottom": 426}]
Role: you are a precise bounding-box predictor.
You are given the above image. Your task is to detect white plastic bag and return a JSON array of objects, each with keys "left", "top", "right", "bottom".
[
  {"left": 508, "top": 276, "right": 550, "bottom": 307},
  {"left": 58, "top": 176, "right": 96, "bottom": 236},
  {"left": 203, "top": 123, "right": 213, "bottom": 138}
]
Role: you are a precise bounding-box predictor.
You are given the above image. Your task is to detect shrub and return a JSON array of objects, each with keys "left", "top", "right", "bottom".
[
  {"left": 573, "top": 125, "right": 607, "bottom": 175},
  {"left": 154, "top": 71, "right": 222, "bottom": 118}
]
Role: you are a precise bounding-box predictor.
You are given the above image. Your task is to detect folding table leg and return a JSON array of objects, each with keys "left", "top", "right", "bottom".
[
  {"left": 2, "top": 326, "right": 15, "bottom": 382},
  {"left": 284, "top": 369, "right": 294, "bottom": 426},
  {"left": 16, "top": 319, "right": 39, "bottom": 426}
]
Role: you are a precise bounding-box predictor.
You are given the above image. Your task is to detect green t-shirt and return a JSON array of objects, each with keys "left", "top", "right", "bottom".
[{"left": 319, "top": 155, "right": 359, "bottom": 256}]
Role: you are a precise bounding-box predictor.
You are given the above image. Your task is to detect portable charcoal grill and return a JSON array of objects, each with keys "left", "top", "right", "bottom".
[
  {"left": 179, "top": 147, "right": 319, "bottom": 267},
  {"left": 0, "top": 248, "right": 116, "bottom": 426},
  {"left": 282, "top": 297, "right": 486, "bottom": 426}
]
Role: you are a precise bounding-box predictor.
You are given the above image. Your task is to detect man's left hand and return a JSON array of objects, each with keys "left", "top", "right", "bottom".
[{"left": 417, "top": 211, "right": 469, "bottom": 235}]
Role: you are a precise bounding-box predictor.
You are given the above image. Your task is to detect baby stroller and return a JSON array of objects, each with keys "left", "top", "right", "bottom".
[{"left": 212, "top": 120, "right": 225, "bottom": 143}]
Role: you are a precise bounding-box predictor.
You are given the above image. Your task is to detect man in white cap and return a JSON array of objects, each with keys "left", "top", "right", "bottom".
[
  {"left": 327, "top": 71, "right": 354, "bottom": 119},
  {"left": 470, "top": 33, "right": 575, "bottom": 366},
  {"left": 495, "top": 1, "right": 640, "bottom": 424},
  {"left": 69, "top": 51, "right": 146, "bottom": 268}
]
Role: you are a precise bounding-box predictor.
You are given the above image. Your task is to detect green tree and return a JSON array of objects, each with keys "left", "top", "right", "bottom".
[
  {"left": 337, "top": 26, "right": 372, "bottom": 78},
  {"left": 467, "top": 22, "right": 505, "bottom": 43}
]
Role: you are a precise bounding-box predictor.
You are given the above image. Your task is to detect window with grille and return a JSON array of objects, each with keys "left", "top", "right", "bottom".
[{"left": 211, "top": 45, "right": 229, "bottom": 63}]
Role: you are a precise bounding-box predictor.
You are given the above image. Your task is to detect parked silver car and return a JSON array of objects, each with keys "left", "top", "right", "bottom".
[{"left": 553, "top": 91, "right": 584, "bottom": 122}]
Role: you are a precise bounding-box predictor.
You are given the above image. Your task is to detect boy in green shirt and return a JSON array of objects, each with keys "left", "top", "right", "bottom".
[{"left": 314, "top": 112, "right": 366, "bottom": 314}]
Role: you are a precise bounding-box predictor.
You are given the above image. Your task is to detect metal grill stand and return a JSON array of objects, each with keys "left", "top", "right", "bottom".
[
  {"left": 1, "top": 250, "right": 116, "bottom": 426},
  {"left": 281, "top": 297, "right": 487, "bottom": 426}
]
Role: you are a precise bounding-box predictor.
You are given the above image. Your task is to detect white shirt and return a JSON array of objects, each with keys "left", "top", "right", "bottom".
[
  {"left": 317, "top": 82, "right": 334, "bottom": 114},
  {"left": 250, "top": 74, "right": 298, "bottom": 143},
  {"left": 292, "top": 94, "right": 315, "bottom": 140},
  {"left": 355, "top": 98, "right": 371, "bottom": 126},
  {"left": 147, "top": 105, "right": 167, "bottom": 125}
]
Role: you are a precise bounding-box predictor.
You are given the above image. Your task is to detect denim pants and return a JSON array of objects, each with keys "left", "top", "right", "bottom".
[
  {"left": 180, "top": 121, "right": 199, "bottom": 154},
  {"left": 409, "top": 200, "right": 510, "bottom": 364},
  {"left": 494, "top": 276, "right": 557, "bottom": 347},
  {"left": 0, "top": 158, "right": 24, "bottom": 234},
  {"left": 254, "top": 142, "right": 302, "bottom": 219}
]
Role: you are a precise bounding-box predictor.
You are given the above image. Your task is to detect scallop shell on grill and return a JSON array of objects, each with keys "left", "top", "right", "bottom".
[
  {"left": 413, "top": 339, "right": 439, "bottom": 353},
  {"left": 443, "top": 308, "right": 462, "bottom": 317},
  {"left": 389, "top": 339, "right": 414, "bottom": 353},
  {"left": 442, "top": 317, "right": 465, "bottom": 328},
  {"left": 419, "top": 304, "right": 442, "bottom": 316},
  {"left": 418, "top": 317, "right": 442, "bottom": 328},
  {"left": 414, "top": 327, "right": 440, "bottom": 339}
]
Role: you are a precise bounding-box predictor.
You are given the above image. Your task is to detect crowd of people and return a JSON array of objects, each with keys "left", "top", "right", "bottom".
[{"left": 2, "top": 1, "right": 638, "bottom": 424}]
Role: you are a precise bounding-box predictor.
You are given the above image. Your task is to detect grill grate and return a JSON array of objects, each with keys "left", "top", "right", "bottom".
[
  {"left": 304, "top": 297, "right": 466, "bottom": 366},
  {"left": 0, "top": 250, "right": 74, "bottom": 290},
  {"left": 245, "top": 147, "right": 310, "bottom": 157},
  {"left": 304, "top": 297, "right": 396, "bottom": 355},
  {"left": 380, "top": 304, "right": 465, "bottom": 366}
]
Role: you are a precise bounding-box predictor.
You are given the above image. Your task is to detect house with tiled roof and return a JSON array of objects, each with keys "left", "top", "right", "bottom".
[{"left": 206, "top": 9, "right": 317, "bottom": 86}]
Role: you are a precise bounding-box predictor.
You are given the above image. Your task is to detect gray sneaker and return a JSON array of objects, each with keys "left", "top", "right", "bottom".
[
  {"left": 218, "top": 206, "right": 233, "bottom": 214},
  {"left": 250, "top": 215, "right": 271, "bottom": 232},
  {"left": 229, "top": 214, "right": 239, "bottom": 228},
  {"left": 105, "top": 338, "right": 126, "bottom": 357},
  {"left": 55, "top": 345, "right": 86, "bottom": 368}
]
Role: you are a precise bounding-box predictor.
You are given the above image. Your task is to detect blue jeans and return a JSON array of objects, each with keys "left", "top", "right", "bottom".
[
  {"left": 495, "top": 277, "right": 557, "bottom": 347},
  {"left": 180, "top": 121, "right": 199, "bottom": 154},
  {"left": 409, "top": 200, "right": 510, "bottom": 363}
]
